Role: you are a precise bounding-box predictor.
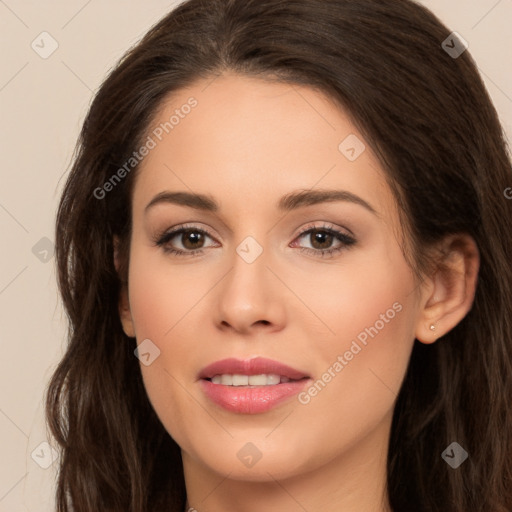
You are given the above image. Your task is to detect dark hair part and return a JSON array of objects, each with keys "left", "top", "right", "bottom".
[{"left": 46, "top": 0, "right": 512, "bottom": 510}]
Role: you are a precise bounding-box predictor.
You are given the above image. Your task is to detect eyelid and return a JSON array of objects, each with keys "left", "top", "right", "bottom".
[
  {"left": 152, "top": 223, "right": 218, "bottom": 246},
  {"left": 291, "top": 222, "right": 356, "bottom": 257},
  {"left": 294, "top": 221, "right": 355, "bottom": 239},
  {"left": 153, "top": 221, "right": 357, "bottom": 257}
]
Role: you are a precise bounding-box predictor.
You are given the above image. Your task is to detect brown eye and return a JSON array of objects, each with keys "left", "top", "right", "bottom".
[
  {"left": 155, "top": 225, "right": 217, "bottom": 257},
  {"left": 308, "top": 230, "right": 335, "bottom": 250},
  {"left": 179, "top": 230, "right": 206, "bottom": 250},
  {"left": 293, "top": 224, "right": 356, "bottom": 258}
]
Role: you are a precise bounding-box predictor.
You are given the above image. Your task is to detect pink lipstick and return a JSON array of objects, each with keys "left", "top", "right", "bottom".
[{"left": 198, "top": 357, "right": 311, "bottom": 414}]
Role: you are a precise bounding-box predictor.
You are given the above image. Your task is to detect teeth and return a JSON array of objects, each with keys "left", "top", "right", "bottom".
[
  {"left": 220, "top": 374, "right": 233, "bottom": 385},
  {"left": 250, "top": 374, "right": 277, "bottom": 386},
  {"left": 209, "top": 374, "right": 292, "bottom": 386},
  {"left": 232, "top": 374, "right": 249, "bottom": 386}
]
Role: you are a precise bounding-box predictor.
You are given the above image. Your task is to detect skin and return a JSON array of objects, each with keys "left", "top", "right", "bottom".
[{"left": 116, "top": 72, "right": 479, "bottom": 512}]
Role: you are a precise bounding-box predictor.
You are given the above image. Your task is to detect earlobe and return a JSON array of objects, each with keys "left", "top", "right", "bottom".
[
  {"left": 118, "top": 284, "right": 136, "bottom": 338},
  {"left": 113, "top": 235, "right": 136, "bottom": 338},
  {"left": 415, "top": 234, "right": 479, "bottom": 344}
]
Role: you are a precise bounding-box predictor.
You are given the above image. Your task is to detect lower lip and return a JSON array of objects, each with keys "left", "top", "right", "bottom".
[{"left": 200, "top": 378, "right": 311, "bottom": 414}]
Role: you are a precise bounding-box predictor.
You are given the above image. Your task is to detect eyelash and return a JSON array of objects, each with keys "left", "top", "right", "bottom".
[{"left": 153, "top": 222, "right": 356, "bottom": 259}]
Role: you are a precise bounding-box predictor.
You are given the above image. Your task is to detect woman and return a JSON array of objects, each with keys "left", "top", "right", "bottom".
[{"left": 46, "top": 0, "right": 512, "bottom": 511}]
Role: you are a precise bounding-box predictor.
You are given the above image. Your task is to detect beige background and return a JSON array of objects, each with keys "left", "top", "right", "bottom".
[{"left": 0, "top": 1, "right": 511, "bottom": 510}]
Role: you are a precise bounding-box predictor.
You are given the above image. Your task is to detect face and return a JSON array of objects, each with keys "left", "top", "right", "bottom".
[{"left": 120, "top": 72, "right": 426, "bottom": 482}]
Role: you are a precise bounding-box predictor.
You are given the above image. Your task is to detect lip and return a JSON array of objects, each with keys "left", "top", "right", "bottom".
[
  {"left": 198, "top": 357, "right": 309, "bottom": 380},
  {"left": 198, "top": 357, "right": 311, "bottom": 414}
]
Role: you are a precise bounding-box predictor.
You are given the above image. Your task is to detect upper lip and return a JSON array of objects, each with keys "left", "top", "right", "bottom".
[{"left": 198, "top": 357, "right": 309, "bottom": 380}]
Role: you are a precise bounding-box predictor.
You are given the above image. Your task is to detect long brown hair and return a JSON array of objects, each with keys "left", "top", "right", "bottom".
[{"left": 46, "top": 0, "right": 512, "bottom": 510}]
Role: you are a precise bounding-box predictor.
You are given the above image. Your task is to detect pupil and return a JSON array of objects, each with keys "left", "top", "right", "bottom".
[
  {"left": 183, "top": 230, "right": 203, "bottom": 249},
  {"left": 313, "top": 231, "right": 332, "bottom": 249}
]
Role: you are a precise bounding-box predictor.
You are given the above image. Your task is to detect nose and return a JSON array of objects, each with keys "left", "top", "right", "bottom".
[{"left": 214, "top": 245, "right": 286, "bottom": 335}]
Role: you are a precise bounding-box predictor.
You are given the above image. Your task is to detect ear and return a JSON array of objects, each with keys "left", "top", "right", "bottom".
[
  {"left": 415, "top": 234, "right": 479, "bottom": 344},
  {"left": 114, "top": 235, "right": 136, "bottom": 338}
]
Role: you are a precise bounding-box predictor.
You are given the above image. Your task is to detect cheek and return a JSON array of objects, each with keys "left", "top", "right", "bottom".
[
  {"left": 296, "top": 263, "right": 417, "bottom": 440},
  {"left": 296, "top": 247, "right": 416, "bottom": 361},
  {"left": 127, "top": 241, "right": 200, "bottom": 339},
  {"left": 297, "top": 245, "right": 416, "bottom": 382},
  {"left": 126, "top": 243, "right": 211, "bottom": 443}
]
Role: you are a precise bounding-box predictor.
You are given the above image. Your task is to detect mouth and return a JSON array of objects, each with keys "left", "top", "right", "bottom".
[
  {"left": 198, "top": 357, "right": 311, "bottom": 414},
  {"left": 198, "top": 356, "right": 309, "bottom": 381},
  {"left": 205, "top": 373, "right": 306, "bottom": 386}
]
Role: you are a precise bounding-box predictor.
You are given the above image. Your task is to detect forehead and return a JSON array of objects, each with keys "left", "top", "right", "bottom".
[{"left": 131, "top": 72, "right": 396, "bottom": 222}]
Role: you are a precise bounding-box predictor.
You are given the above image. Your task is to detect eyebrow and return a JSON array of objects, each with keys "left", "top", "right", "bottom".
[{"left": 144, "top": 189, "right": 378, "bottom": 215}]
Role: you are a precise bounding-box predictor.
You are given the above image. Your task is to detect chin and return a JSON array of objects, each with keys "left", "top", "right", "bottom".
[{"left": 185, "top": 434, "right": 319, "bottom": 482}]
